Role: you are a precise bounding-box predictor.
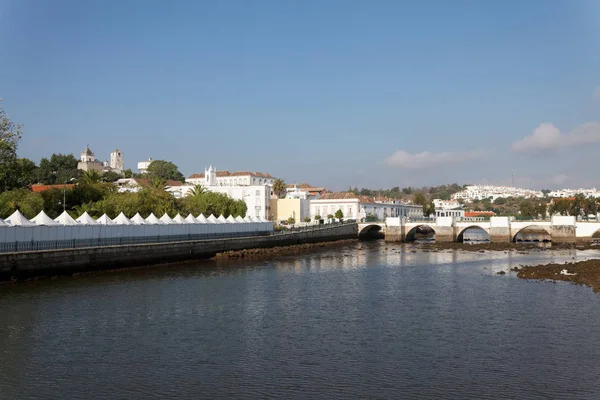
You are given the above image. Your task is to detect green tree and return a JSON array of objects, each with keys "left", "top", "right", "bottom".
[
  {"left": 287, "top": 216, "right": 295, "bottom": 225},
  {"left": 11, "top": 158, "right": 38, "bottom": 188},
  {"left": 423, "top": 201, "right": 435, "bottom": 217},
  {"left": 413, "top": 192, "right": 426, "bottom": 205},
  {"left": 146, "top": 160, "right": 185, "bottom": 182},
  {"left": 0, "top": 189, "right": 44, "bottom": 218},
  {"left": 80, "top": 169, "right": 101, "bottom": 185},
  {"left": 0, "top": 101, "right": 23, "bottom": 191},
  {"left": 304, "top": 217, "right": 311, "bottom": 223},
  {"left": 272, "top": 178, "right": 286, "bottom": 198},
  {"left": 180, "top": 191, "right": 247, "bottom": 218},
  {"left": 314, "top": 214, "right": 321, "bottom": 221},
  {"left": 38, "top": 153, "right": 79, "bottom": 185},
  {"left": 327, "top": 213, "right": 334, "bottom": 221},
  {"left": 101, "top": 171, "right": 122, "bottom": 182},
  {"left": 123, "top": 168, "right": 133, "bottom": 178},
  {"left": 334, "top": 209, "right": 344, "bottom": 219},
  {"left": 188, "top": 184, "right": 207, "bottom": 197}
]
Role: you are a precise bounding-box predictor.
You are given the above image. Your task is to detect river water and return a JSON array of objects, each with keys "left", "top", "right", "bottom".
[{"left": 1, "top": 241, "right": 600, "bottom": 400}]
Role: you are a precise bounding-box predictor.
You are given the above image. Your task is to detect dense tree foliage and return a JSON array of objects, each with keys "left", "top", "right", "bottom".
[
  {"left": 0, "top": 101, "right": 23, "bottom": 191},
  {"left": 180, "top": 191, "right": 247, "bottom": 218},
  {"left": 146, "top": 160, "right": 185, "bottom": 182},
  {"left": 0, "top": 189, "right": 44, "bottom": 218},
  {"left": 38, "top": 153, "right": 79, "bottom": 184}
]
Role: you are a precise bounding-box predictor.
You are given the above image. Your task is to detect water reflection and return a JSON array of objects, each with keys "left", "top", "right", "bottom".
[{"left": 1, "top": 242, "right": 600, "bottom": 399}]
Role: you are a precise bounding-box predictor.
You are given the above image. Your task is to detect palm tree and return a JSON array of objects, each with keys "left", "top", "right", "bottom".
[
  {"left": 80, "top": 169, "right": 101, "bottom": 185},
  {"left": 188, "top": 184, "right": 207, "bottom": 197},
  {"left": 149, "top": 177, "right": 166, "bottom": 190},
  {"left": 272, "top": 178, "right": 286, "bottom": 198}
]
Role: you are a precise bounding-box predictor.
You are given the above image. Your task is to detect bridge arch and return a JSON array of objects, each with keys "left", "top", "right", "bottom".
[
  {"left": 512, "top": 225, "right": 552, "bottom": 243},
  {"left": 456, "top": 226, "right": 490, "bottom": 243},
  {"left": 405, "top": 225, "right": 436, "bottom": 242},
  {"left": 358, "top": 224, "right": 384, "bottom": 239}
]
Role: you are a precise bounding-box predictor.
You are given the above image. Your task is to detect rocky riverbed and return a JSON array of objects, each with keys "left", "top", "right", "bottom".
[
  {"left": 516, "top": 259, "right": 600, "bottom": 292},
  {"left": 214, "top": 239, "right": 358, "bottom": 259}
]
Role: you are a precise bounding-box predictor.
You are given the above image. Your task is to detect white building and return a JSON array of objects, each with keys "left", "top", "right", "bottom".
[
  {"left": 186, "top": 166, "right": 276, "bottom": 187},
  {"left": 137, "top": 158, "right": 154, "bottom": 174},
  {"left": 285, "top": 184, "right": 326, "bottom": 200},
  {"left": 432, "top": 198, "right": 465, "bottom": 218},
  {"left": 452, "top": 185, "right": 543, "bottom": 202},
  {"left": 309, "top": 193, "right": 423, "bottom": 221},
  {"left": 548, "top": 188, "right": 600, "bottom": 198},
  {"left": 163, "top": 167, "right": 272, "bottom": 219}
]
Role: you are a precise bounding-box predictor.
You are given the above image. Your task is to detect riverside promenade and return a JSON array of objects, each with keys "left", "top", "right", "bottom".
[{"left": 0, "top": 222, "right": 358, "bottom": 281}]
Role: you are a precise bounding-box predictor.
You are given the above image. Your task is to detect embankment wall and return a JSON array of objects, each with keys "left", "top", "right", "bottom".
[{"left": 0, "top": 224, "right": 357, "bottom": 281}]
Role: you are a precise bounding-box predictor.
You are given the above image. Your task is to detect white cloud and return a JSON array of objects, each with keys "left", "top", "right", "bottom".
[
  {"left": 511, "top": 122, "right": 600, "bottom": 152},
  {"left": 384, "top": 149, "right": 486, "bottom": 169}
]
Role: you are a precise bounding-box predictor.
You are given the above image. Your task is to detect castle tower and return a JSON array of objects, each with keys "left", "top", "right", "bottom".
[{"left": 110, "top": 149, "right": 124, "bottom": 172}]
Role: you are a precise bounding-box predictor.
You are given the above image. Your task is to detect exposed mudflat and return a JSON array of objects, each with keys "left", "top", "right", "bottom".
[
  {"left": 214, "top": 239, "right": 358, "bottom": 259},
  {"left": 517, "top": 259, "right": 600, "bottom": 292}
]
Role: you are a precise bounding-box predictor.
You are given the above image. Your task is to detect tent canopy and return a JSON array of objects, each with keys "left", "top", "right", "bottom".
[
  {"left": 31, "top": 210, "right": 58, "bottom": 226},
  {"left": 6, "top": 210, "right": 36, "bottom": 226},
  {"left": 54, "top": 211, "right": 79, "bottom": 226},
  {"left": 130, "top": 213, "right": 147, "bottom": 225},
  {"left": 76, "top": 211, "right": 98, "bottom": 225}
]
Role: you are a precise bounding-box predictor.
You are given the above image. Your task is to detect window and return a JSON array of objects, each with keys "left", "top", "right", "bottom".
[{"left": 256, "top": 190, "right": 260, "bottom": 196}]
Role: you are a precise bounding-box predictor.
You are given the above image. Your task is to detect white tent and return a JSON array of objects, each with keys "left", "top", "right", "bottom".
[
  {"left": 226, "top": 215, "right": 236, "bottom": 223},
  {"left": 96, "top": 214, "right": 113, "bottom": 225},
  {"left": 31, "top": 210, "right": 58, "bottom": 226},
  {"left": 217, "top": 215, "right": 228, "bottom": 223},
  {"left": 112, "top": 212, "right": 132, "bottom": 225},
  {"left": 6, "top": 210, "right": 36, "bottom": 226},
  {"left": 243, "top": 215, "right": 253, "bottom": 223},
  {"left": 130, "top": 213, "right": 147, "bottom": 225},
  {"left": 207, "top": 214, "right": 218, "bottom": 224},
  {"left": 76, "top": 211, "right": 98, "bottom": 225},
  {"left": 159, "top": 213, "right": 175, "bottom": 224},
  {"left": 54, "top": 211, "right": 79, "bottom": 226},
  {"left": 185, "top": 214, "right": 199, "bottom": 224},
  {"left": 235, "top": 215, "right": 245, "bottom": 223},
  {"left": 196, "top": 214, "right": 208, "bottom": 223},
  {"left": 145, "top": 213, "right": 163, "bottom": 224},
  {"left": 173, "top": 214, "right": 187, "bottom": 224},
  {"left": 0, "top": 218, "right": 7, "bottom": 226}
]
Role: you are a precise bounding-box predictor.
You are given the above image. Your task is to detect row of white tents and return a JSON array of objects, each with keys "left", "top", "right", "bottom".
[
  {"left": 0, "top": 210, "right": 273, "bottom": 246},
  {"left": 0, "top": 210, "right": 271, "bottom": 227}
]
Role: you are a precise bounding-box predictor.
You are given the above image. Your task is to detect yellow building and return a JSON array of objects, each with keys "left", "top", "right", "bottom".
[{"left": 270, "top": 198, "right": 310, "bottom": 224}]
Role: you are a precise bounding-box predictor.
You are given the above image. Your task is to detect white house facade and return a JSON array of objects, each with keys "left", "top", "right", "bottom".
[
  {"left": 186, "top": 166, "right": 276, "bottom": 187},
  {"left": 309, "top": 193, "right": 423, "bottom": 221}
]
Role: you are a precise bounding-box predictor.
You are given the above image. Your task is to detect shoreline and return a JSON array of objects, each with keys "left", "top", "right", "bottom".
[
  {"left": 516, "top": 259, "right": 600, "bottom": 292},
  {"left": 214, "top": 239, "right": 358, "bottom": 259}
]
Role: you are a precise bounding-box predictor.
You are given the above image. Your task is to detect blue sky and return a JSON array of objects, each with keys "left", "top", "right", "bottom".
[{"left": 1, "top": 0, "right": 598, "bottom": 190}]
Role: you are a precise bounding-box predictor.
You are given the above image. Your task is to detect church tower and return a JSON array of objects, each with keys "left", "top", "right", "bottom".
[{"left": 205, "top": 165, "right": 217, "bottom": 186}]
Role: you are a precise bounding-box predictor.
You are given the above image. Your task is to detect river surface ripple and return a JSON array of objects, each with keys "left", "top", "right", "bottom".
[{"left": 1, "top": 242, "right": 600, "bottom": 400}]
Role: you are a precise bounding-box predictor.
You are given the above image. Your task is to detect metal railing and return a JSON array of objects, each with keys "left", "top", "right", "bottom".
[{"left": 0, "top": 221, "right": 358, "bottom": 254}]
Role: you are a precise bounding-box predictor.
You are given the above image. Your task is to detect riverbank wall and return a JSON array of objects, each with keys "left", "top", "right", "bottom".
[{"left": 0, "top": 223, "right": 357, "bottom": 281}]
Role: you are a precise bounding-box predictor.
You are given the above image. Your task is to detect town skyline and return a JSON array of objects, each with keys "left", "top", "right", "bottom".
[{"left": 1, "top": 1, "right": 599, "bottom": 190}]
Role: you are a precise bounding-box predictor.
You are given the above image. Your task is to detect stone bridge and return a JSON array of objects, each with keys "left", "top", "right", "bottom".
[{"left": 360, "top": 216, "right": 600, "bottom": 243}]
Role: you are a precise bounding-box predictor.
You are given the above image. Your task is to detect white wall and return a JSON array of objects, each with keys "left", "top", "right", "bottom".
[{"left": 0, "top": 221, "right": 273, "bottom": 244}]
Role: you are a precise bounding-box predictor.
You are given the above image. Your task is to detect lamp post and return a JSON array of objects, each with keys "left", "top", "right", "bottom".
[{"left": 60, "top": 178, "right": 75, "bottom": 213}]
